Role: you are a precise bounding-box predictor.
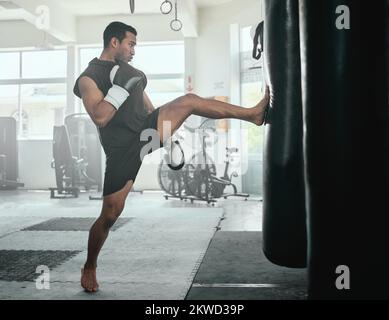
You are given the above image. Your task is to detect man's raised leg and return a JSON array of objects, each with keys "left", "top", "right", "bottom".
[{"left": 157, "top": 89, "right": 269, "bottom": 142}]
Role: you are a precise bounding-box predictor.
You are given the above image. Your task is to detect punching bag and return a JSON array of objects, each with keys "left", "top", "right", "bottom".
[
  {"left": 262, "top": 0, "right": 307, "bottom": 268},
  {"left": 300, "top": 0, "right": 389, "bottom": 299}
]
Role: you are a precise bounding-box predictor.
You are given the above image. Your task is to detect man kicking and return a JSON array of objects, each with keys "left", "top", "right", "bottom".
[{"left": 74, "top": 21, "right": 270, "bottom": 292}]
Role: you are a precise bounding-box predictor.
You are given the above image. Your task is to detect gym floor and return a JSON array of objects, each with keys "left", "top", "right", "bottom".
[{"left": 0, "top": 190, "right": 307, "bottom": 300}]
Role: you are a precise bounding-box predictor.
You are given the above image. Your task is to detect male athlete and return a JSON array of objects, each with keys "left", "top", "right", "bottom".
[{"left": 74, "top": 21, "right": 269, "bottom": 292}]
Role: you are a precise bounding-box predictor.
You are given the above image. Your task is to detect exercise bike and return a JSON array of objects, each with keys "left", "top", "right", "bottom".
[
  {"left": 183, "top": 119, "right": 249, "bottom": 205},
  {"left": 157, "top": 116, "right": 216, "bottom": 201}
]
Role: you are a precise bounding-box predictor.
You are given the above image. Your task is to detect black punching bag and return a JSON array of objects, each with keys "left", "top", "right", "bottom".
[
  {"left": 262, "top": 0, "right": 307, "bottom": 268},
  {"left": 300, "top": 0, "right": 389, "bottom": 299}
]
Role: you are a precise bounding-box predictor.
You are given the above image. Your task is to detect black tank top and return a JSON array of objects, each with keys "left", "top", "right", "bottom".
[{"left": 73, "top": 57, "right": 148, "bottom": 152}]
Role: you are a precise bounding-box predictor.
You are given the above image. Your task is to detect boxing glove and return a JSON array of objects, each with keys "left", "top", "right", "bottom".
[{"left": 104, "top": 60, "right": 145, "bottom": 109}]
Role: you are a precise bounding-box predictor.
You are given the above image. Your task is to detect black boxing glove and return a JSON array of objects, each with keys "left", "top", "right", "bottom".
[{"left": 104, "top": 61, "right": 144, "bottom": 109}]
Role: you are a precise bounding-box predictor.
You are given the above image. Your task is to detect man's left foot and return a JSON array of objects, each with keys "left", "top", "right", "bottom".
[{"left": 81, "top": 267, "right": 99, "bottom": 293}]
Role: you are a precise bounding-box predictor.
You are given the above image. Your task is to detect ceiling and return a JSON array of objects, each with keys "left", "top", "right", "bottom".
[
  {"left": 0, "top": 0, "right": 237, "bottom": 42},
  {"left": 56, "top": 0, "right": 235, "bottom": 16}
]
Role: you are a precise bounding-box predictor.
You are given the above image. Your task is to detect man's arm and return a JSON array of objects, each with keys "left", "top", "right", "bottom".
[
  {"left": 143, "top": 91, "right": 155, "bottom": 114},
  {"left": 78, "top": 76, "right": 117, "bottom": 128}
]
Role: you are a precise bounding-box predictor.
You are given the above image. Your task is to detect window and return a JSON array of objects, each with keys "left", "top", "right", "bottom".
[
  {"left": 145, "top": 78, "right": 184, "bottom": 107},
  {"left": 134, "top": 43, "right": 184, "bottom": 75},
  {"left": 0, "top": 50, "right": 66, "bottom": 139},
  {"left": 22, "top": 50, "right": 67, "bottom": 78},
  {"left": 79, "top": 47, "right": 101, "bottom": 72},
  {"left": 20, "top": 83, "right": 66, "bottom": 138},
  {"left": 134, "top": 42, "right": 184, "bottom": 106},
  {"left": 0, "top": 53, "right": 19, "bottom": 79}
]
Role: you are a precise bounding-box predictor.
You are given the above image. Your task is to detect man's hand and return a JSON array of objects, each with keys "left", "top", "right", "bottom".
[{"left": 104, "top": 61, "right": 145, "bottom": 109}]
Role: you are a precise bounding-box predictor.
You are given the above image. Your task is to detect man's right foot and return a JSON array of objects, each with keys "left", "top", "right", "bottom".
[
  {"left": 250, "top": 86, "right": 270, "bottom": 126},
  {"left": 81, "top": 267, "right": 99, "bottom": 293}
]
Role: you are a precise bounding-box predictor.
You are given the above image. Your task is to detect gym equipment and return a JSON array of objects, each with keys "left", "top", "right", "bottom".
[
  {"left": 184, "top": 150, "right": 218, "bottom": 204},
  {"left": 252, "top": 21, "right": 264, "bottom": 60},
  {"left": 0, "top": 117, "right": 24, "bottom": 190},
  {"left": 170, "top": 0, "right": 183, "bottom": 32},
  {"left": 262, "top": 0, "right": 307, "bottom": 268},
  {"left": 184, "top": 145, "right": 249, "bottom": 204},
  {"left": 299, "top": 0, "right": 389, "bottom": 299},
  {"left": 64, "top": 113, "right": 102, "bottom": 193},
  {"left": 158, "top": 118, "right": 248, "bottom": 205},
  {"left": 158, "top": 156, "right": 186, "bottom": 200},
  {"left": 166, "top": 140, "right": 185, "bottom": 171},
  {"left": 262, "top": 0, "right": 388, "bottom": 299},
  {"left": 50, "top": 125, "right": 95, "bottom": 198},
  {"left": 160, "top": 0, "right": 173, "bottom": 14},
  {"left": 158, "top": 130, "right": 187, "bottom": 200},
  {"left": 252, "top": 20, "right": 270, "bottom": 124},
  {"left": 129, "top": 0, "right": 135, "bottom": 14},
  {"left": 183, "top": 119, "right": 249, "bottom": 205},
  {"left": 104, "top": 61, "right": 146, "bottom": 110}
]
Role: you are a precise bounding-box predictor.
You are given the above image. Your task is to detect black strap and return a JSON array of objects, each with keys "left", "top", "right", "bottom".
[{"left": 252, "top": 21, "right": 264, "bottom": 60}]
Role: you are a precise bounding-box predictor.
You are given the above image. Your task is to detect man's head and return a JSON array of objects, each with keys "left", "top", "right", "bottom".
[{"left": 103, "top": 21, "right": 137, "bottom": 62}]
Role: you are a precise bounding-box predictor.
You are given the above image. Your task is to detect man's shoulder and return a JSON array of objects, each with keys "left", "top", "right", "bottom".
[
  {"left": 74, "top": 73, "right": 98, "bottom": 98},
  {"left": 74, "top": 60, "right": 110, "bottom": 97},
  {"left": 78, "top": 76, "right": 97, "bottom": 90}
]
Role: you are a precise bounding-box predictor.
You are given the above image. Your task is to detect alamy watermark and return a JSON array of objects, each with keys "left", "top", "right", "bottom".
[
  {"left": 335, "top": 265, "right": 350, "bottom": 290},
  {"left": 335, "top": 5, "right": 350, "bottom": 30},
  {"left": 35, "top": 5, "right": 50, "bottom": 30},
  {"left": 35, "top": 265, "right": 50, "bottom": 290}
]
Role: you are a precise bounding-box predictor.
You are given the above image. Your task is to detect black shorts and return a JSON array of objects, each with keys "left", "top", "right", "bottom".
[{"left": 102, "top": 108, "right": 163, "bottom": 197}]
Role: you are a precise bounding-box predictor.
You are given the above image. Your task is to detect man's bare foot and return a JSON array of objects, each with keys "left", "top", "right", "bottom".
[
  {"left": 250, "top": 86, "right": 270, "bottom": 126},
  {"left": 81, "top": 267, "right": 99, "bottom": 293}
]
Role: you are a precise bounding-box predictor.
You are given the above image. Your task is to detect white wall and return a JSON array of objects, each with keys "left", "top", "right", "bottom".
[
  {"left": 76, "top": 14, "right": 183, "bottom": 44},
  {"left": 195, "top": 0, "right": 261, "bottom": 97},
  {"left": 0, "top": 20, "right": 62, "bottom": 49},
  {"left": 18, "top": 139, "right": 55, "bottom": 189},
  {"left": 7, "top": 0, "right": 262, "bottom": 191}
]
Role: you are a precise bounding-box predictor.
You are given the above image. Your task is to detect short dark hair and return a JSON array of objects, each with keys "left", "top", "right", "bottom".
[{"left": 103, "top": 21, "right": 137, "bottom": 48}]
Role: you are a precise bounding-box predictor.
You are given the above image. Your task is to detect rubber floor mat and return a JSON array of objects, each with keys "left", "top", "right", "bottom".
[
  {"left": 0, "top": 250, "right": 81, "bottom": 281},
  {"left": 21, "top": 217, "right": 132, "bottom": 231}
]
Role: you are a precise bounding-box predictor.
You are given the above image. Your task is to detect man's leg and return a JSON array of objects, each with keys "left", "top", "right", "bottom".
[
  {"left": 81, "top": 179, "right": 134, "bottom": 292},
  {"left": 157, "top": 92, "right": 269, "bottom": 142}
]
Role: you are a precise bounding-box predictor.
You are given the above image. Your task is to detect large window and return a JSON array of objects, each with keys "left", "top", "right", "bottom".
[
  {"left": 135, "top": 42, "right": 184, "bottom": 107},
  {"left": 0, "top": 50, "right": 67, "bottom": 139},
  {"left": 20, "top": 83, "right": 66, "bottom": 137},
  {"left": 22, "top": 51, "right": 67, "bottom": 78},
  {"left": 77, "top": 42, "right": 184, "bottom": 111},
  {"left": 0, "top": 52, "right": 19, "bottom": 79}
]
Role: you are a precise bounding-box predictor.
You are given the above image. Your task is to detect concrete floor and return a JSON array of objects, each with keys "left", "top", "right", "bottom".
[{"left": 0, "top": 190, "right": 307, "bottom": 300}]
